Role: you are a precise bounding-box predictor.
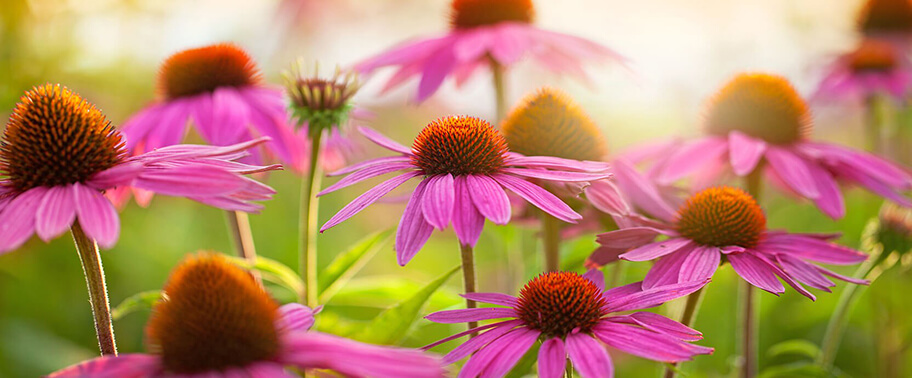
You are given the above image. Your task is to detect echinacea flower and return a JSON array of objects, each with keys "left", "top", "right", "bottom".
[
  {"left": 814, "top": 39, "right": 912, "bottom": 102},
  {"left": 857, "top": 0, "right": 912, "bottom": 43},
  {"left": 874, "top": 201, "right": 912, "bottom": 259},
  {"left": 355, "top": 0, "right": 625, "bottom": 102},
  {"left": 0, "top": 84, "right": 279, "bottom": 252},
  {"left": 423, "top": 271, "right": 712, "bottom": 377},
  {"left": 319, "top": 115, "right": 610, "bottom": 265},
  {"left": 121, "top": 43, "right": 297, "bottom": 170},
  {"left": 50, "top": 253, "right": 444, "bottom": 377},
  {"left": 648, "top": 73, "right": 912, "bottom": 218},
  {"left": 596, "top": 184, "right": 870, "bottom": 300}
]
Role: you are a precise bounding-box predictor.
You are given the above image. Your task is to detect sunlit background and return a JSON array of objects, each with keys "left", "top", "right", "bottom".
[{"left": 0, "top": 0, "right": 909, "bottom": 377}]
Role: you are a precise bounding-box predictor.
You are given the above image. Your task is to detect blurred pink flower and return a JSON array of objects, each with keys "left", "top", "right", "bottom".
[
  {"left": 595, "top": 184, "right": 869, "bottom": 301},
  {"left": 355, "top": 0, "right": 626, "bottom": 102},
  {"left": 424, "top": 270, "right": 712, "bottom": 378},
  {"left": 814, "top": 39, "right": 912, "bottom": 102},
  {"left": 643, "top": 73, "right": 912, "bottom": 218},
  {"left": 50, "top": 253, "right": 444, "bottom": 378},
  {"left": 0, "top": 84, "right": 279, "bottom": 253},
  {"left": 318, "top": 115, "right": 610, "bottom": 265}
]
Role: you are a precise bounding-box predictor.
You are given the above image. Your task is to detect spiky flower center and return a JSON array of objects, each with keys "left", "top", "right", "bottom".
[
  {"left": 858, "top": 0, "right": 912, "bottom": 35},
  {"left": 411, "top": 115, "right": 508, "bottom": 176},
  {"left": 848, "top": 40, "right": 898, "bottom": 73},
  {"left": 451, "top": 0, "right": 535, "bottom": 29},
  {"left": 502, "top": 88, "right": 608, "bottom": 161},
  {"left": 285, "top": 66, "right": 359, "bottom": 135},
  {"left": 515, "top": 272, "right": 608, "bottom": 338},
  {"left": 704, "top": 73, "right": 812, "bottom": 145},
  {"left": 0, "top": 84, "right": 125, "bottom": 191},
  {"left": 146, "top": 253, "right": 280, "bottom": 374},
  {"left": 676, "top": 187, "right": 766, "bottom": 248},
  {"left": 158, "top": 44, "right": 261, "bottom": 100}
]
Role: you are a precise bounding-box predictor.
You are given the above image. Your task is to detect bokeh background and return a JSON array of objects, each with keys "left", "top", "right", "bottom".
[{"left": 1, "top": 0, "right": 910, "bottom": 377}]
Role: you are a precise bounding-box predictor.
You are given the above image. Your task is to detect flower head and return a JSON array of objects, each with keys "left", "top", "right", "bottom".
[
  {"left": 0, "top": 84, "right": 279, "bottom": 253},
  {"left": 355, "top": 0, "right": 625, "bottom": 102},
  {"left": 594, "top": 178, "right": 870, "bottom": 300},
  {"left": 51, "top": 253, "right": 444, "bottom": 378},
  {"left": 814, "top": 39, "right": 912, "bottom": 102},
  {"left": 644, "top": 72, "right": 912, "bottom": 219},
  {"left": 424, "top": 270, "right": 712, "bottom": 378},
  {"left": 875, "top": 202, "right": 912, "bottom": 257},
  {"left": 158, "top": 43, "right": 262, "bottom": 100},
  {"left": 858, "top": 0, "right": 912, "bottom": 37},
  {"left": 319, "top": 115, "right": 611, "bottom": 265},
  {"left": 285, "top": 63, "right": 360, "bottom": 137},
  {"left": 502, "top": 87, "right": 608, "bottom": 162}
]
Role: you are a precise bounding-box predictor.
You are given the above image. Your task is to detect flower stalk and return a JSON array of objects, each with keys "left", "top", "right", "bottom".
[
  {"left": 542, "top": 212, "right": 562, "bottom": 272},
  {"left": 225, "top": 210, "right": 262, "bottom": 285},
  {"left": 70, "top": 222, "right": 117, "bottom": 356},
  {"left": 491, "top": 58, "right": 507, "bottom": 122},
  {"left": 460, "top": 243, "right": 478, "bottom": 334},
  {"left": 663, "top": 287, "right": 706, "bottom": 378},
  {"left": 740, "top": 169, "right": 762, "bottom": 378},
  {"left": 300, "top": 131, "right": 324, "bottom": 307}
]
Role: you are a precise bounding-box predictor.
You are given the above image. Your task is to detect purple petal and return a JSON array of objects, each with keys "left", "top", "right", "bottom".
[
  {"left": 565, "top": 332, "right": 613, "bottom": 378},
  {"left": 538, "top": 338, "right": 567, "bottom": 378},
  {"left": 133, "top": 166, "right": 246, "bottom": 197},
  {"left": 727, "top": 251, "right": 785, "bottom": 295},
  {"left": 459, "top": 327, "right": 536, "bottom": 378},
  {"left": 643, "top": 248, "right": 693, "bottom": 288},
  {"left": 585, "top": 179, "right": 630, "bottom": 216},
  {"left": 612, "top": 312, "right": 703, "bottom": 341},
  {"left": 593, "top": 322, "right": 713, "bottom": 362},
  {"left": 583, "top": 268, "right": 606, "bottom": 291},
  {"left": 35, "top": 185, "right": 77, "bottom": 242},
  {"left": 657, "top": 137, "right": 728, "bottom": 184},
  {"left": 764, "top": 147, "right": 820, "bottom": 199},
  {"left": 328, "top": 156, "right": 412, "bottom": 177},
  {"left": 501, "top": 167, "right": 610, "bottom": 182},
  {"left": 0, "top": 188, "right": 45, "bottom": 253},
  {"left": 280, "top": 332, "right": 444, "bottom": 378},
  {"left": 478, "top": 327, "right": 540, "bottom": 377},
  {"left": 319, "top": 161, "right": 414, "bottom": 195},
  {"left": 678, "top": 246, "right": 721, "bottom": 282},
  {"left": 815, "top": 265, "right": 870, "bottom": 285},
  {"left": 605, "top": 279, "right": 708, "bottom": 313},
  {"left": 73, "top": 184, "right": 119, "bottom": 249},
  {"left": 728, "top": 131, "right": 767, "bottom": 176},
  {"left": 492, "top": 174, "right": 580, "bottom": 223},
  {"left": 775, "top": 254, "right": 835, "bottom": 291},
  {"left": 753, "top": 253, "right": 817, "bottom": 300},
  {"left": 48, "top": 354, "right": 161, "bottom": 377},
  {"left": 452, "top": 175, "right": 485, "bottom": 247},
  {"left": 596, "top": 227, "right": 670, "bottom": 249},
  {"left": 436, "top": 321, "right": 522, "bottom": 364},
  {"left": 421, "top": 174, "right": 455, "bottom": 230},
  {"left": 321, "top": 171, "right": 421, "bottom": 232},
  {"left": 806, "top": 157, "right": 845, "bottom": 219},
  {"left": 613, "top": 159, "right": 678, "bottom": 222},
  {"left": 759, "top": 233, "right": 867, "bottom": 265},
  {"left": 619, "top": 238, "right": 693, "bottom": 262},
  {"left": 423, "top": 319, "right": 519, "bottom": 352},
  {"left": 358, "top": 126, "right": 412, "bottom": 155},
  {"left": 277, "top": 303, "right": 320, "bottom": 333},
  {"left": 460, "top": 292, "right": 518, "bottom": 308},
  {"left": 395, "top": 180, "right": 435, "bottom": 266},
  {"left": 425, "top": 307, "right": 516, "bottom": 324},
  {"left": 416, "top": 45, "right": 458, "bottom": 102},
  {"left": 467, "top": 175, "right": 511, "bottom": 224}
]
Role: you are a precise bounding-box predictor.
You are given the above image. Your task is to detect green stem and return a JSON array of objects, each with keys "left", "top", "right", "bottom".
[
  {"left": 491, "top": 59, "right": 507, "bottom": 123},
  {"left": 817, "top": 247, "right": 881, "bottom": 370},
  {"left": 865, "top": 95, "right": 884, "bottom": 155},
  {"left": 542, "top": 213, "right": 562, "bottom": 272},
  {"left": 225, "top": 210, "right": 262, "bottom": 285},
  {"left": 663, "top": 288, "right": 706, "bottom": 378},
  {"left": 608, "top": 260, "right": 626, "bottom": 288},
  {"left": 741, "top": 171, "right": 761, "bottom": 378},
  {"left": 71, "top": 223, "right": 117, "bottom": 356},
  {"left": 564, "top": 360, "right": 573, "bottom": 377},
  {"left": 299, "top": 131, "right": 324, "bottom": 307},
  {"left": 460, "top": 243, "right": 478, "bottom": 334}
]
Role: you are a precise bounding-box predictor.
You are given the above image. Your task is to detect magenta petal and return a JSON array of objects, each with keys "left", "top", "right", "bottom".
[
  {"left": 613, "top": 159, "right": 677, "bottom": 222},
  {"left": 643, "top": 249, "right": 692, "bottom": 288},
  {"left": 585, "top": 179, "right": 630, "bottom": 216},
  {"left": 277, "top": 303, "right": 319, "bottom": 333},
  {"left": 318, "top": 161, "right": 414, "bottom": 195},
  {"left": 280, "top": 332, "right": 444, "bottom": 378},
  {"left": 328, "top": 156, "right": 412, "bottom": 177},
  {"left": 48, "top": 353, "right": 161, "bottom": 377},
  {"left": 565, "top": 332, "right": 613, "bottom": 378},
  {"left": 764, "top": 147, "right": 820, "bottom": 199},
  {"left": 501, "top": 167, "right": 610, "bottom": 182},
  {"left": 452, "top": 175, "right": 485, "bottom": 247},
  {"left": 759, "top": 233, "right": 867, "bottom": 265},
  {"left": 0, "top": 188, "right": 45, "bottom": 253},
  {"left": 775, "top": 254, "right": 835, "bottom": 291},
  {"left": 728, "top": 131, "right": 767, "bottom": 176},
  {"left": 416, "top": 45, "right": 458, "bottom": 102},
  {"left": 596, "top": 227, "right": 670, "bottom": 249},
  {"left": 467, "top": 175, "right": 511, "bottom": 224},
  {"left": 321, "top": 171, "right": 421, "bottom": 232},
  {"left": 395, "top": 179, "right": 435, "bottom": 266},
  {"left": 657, "top": 137, "right": 728, "bottom": 184},
  {"left": 437, "top": 321, "right": 522, "bottom": 364},
  {"left": 423, "top": 320, "right": 519, "bottom": 352},
  {"left": 358, "top": 126, "right": 413, "bottom": 155},
  {"left": 479, "top": 326, "right": 540, "bottom": 378},
  {"left": 592, "top": 322, "right": 713, "bottom": 362},
  {"left": 754, "top": 253, "right": 817, "bottom": 300},
  {"left": 134, "top": 166, "right": 246, "bottom": 196},
  {"left": 421, "top": 174, "right": 455, "bottom": 230},
  {"left": 583, "top": 269, "right": 606, "bottom": 291},
  {"left": 806, "top": 158, "right": 845, "bottom": 219},
  {"left": 35, "top": 185, "right": 77, "bottom": 242},
  {"left": 815, "top": 265, "right": 870, "bottom": 285},
  {"left": 73, "top": 184, "right": 119, "bottom": 249},
  {"left": 678, "top": 246, "right": 721, "bottom": 282},
  {"left": 619, "top": 238, "right": 692, "bottom": 262},
  {"left": 622, "top": 312, "right": 703, "bottom": 341},
  {"left": 460, "top": 292, "right": 518, "bottom": 307},
  {"left": 492, "top": 174, "right": 580, "bottom": 222},
  {"left": 425, "top": 307, "right": 516, "bottom": 324},
  {"left": 538, "top": 338, "right": 567, "bottom": 378},
  {"left": 605, "top": 279, "right": 708, "bottom": 313},
  {"left": 459, "top": 327, "right": 537, "bottom": 378},
  {"left": 727, "top": 251, "right": 785, "bottom": 295},
  {"left": 246, "top": 362, "right": 296, "bottom": 378}
]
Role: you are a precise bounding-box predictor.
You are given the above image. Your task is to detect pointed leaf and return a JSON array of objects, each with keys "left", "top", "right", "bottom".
[
  {"left": 228, "top": 255, "right": 304, "bottom": 302},
  {"left": 111, "top": 291, "right": 163, "bottom": 321},
  {"left": 318, "top": 230, "right": 392, "bottom": 302}
]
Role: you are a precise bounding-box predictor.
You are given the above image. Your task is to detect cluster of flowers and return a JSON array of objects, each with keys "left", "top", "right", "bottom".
[{"left": 3, "top": 0, "right": 912, "bottom": 377}]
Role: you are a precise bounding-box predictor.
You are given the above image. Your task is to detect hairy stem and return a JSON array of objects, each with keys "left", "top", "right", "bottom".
[
  {"left": 71, "top": 223, "right": 117, "bottom": 356},
  {"left": 225, "top": 210, "right": 262, "bottom": 285},
  {"left": 491, "top": 59, "right": 507, "bottom": 123},
  {"left": 542, "top": 213, "right": 562, "bottom": 272},
  {"left": 300, "top": 131, "right": 324, "bottom": 307},
  {"left": 460, "top": 243, "right": 478, "bottom": 334}
]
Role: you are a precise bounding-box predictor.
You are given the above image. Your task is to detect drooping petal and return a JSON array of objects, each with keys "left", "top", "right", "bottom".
[
  {"left": 619, "top": 238, "right": 693, "bottom": 262},
  {"left": 643, "top": 248, "right": 692, "bottom": 289},
  {"left": 358, "top": 126, "right": 413, "bottom": 155},
  {"left": 0, "top": 187, "right": 45, "bottom": 253},
  {"left": 492, "top": 174, "right": 580, "bottom": 222},
  {"left": 280, "top": 332, "right": 444, "bottom": 378},
  {"left": 678, "top": 245, "right": 721, "bottom": 282},
  {"left": 395, "top": 179, "right": 436, "bottom": 266},
  {"left": 584, "top": 179, "right": 630, "bottom": 216},
  {"left": 565, "top": 332, "right": 613, "bottom": 378},
  {"left": 583, "top": 269, "right": 606, "bottom": 291},
  {"left": 459, "top": 327, "right": 537, "bottom": 378},
  {"left": 609, "top": 312, "right": 703, "bottom": 341},
  {"left": 73, "top": 184, "right": 119, "bottom": 249},
  {"left": 467, "top": 174, "right": 511, "bottom": 224},
  {"left": 416, "top": 45, "right": 458, "bottom": 102},
  {"left": 775, "top": 254, "right": 835, "bottom": 291},
  {"left": 48, "top": 354, "right": 162, "bottom": 378},
  {"left": 501, "top": 167, "right": 610, "bottom": 182},
  {"left": 764, "top": 147, "right": 820, "bottom": 199},
  {"left": 728, "top": 131, "right": 767, "bottom": 176},
  {"left": 478, "top": 326, "right": 540, "bottom": 378},
  {"left": 321, "top": 171, "right": 421, "bottom": 232},
  {"left": 613, "top": 159, "right": 677, "bottom": 222},
  {"left": 460, "top": 292, "right": 518, "bottom": 308},
  {"left": 727, "top": 251, "right": 785, "bottom": 295},
  {"left": 806, "top": 159, "right": 845, "bottom": 219},
  {"left": 437, "top": 321, "right": 523, "bottom": 364},
  {"left": 538, "top": 338, "right": 567, "bottom": 378},
  {"left": 605, "top": 279, "right": 708, "bottom": 313},
  {"left": 425, "top": 307, "right": 516, "bottom": 324},
  {"left": 421, "top": 174, "right": 455, "bottom": 230},
  {"left": 593, "top": 322, "right": 713, "bottom": 362},
  {"left": 318, "top": 162, "right": 414, "bottom": 195},
  {"left": 759, "top": 233, "right": 867, "bottom": 265},
  {"left": 35, "top": 185, "right": 77, "bottom": 242},
  {"left": 657, "top": 137, "right": 728, "bottom": 184},
  {"left": 246, "top": 362, "right": 297, "bottom": 378},
  {"left": 452, "top": 175, "right": 485, "bottom": 247},
  {"left": 596, "top": 227, "right": 672, "bottom": 250}
]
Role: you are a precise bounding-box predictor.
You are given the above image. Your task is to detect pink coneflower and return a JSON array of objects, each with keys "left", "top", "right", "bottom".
[
  {"left": 857, "top": 0, "right": 912, "bottom": 43},
  {"left": 814, "top": 39, "right": 912, "bottom": 102},
  {"left": 423, "top": 271, "right": 712, "bottom": 377},
  {"left": 121, "top": 43, "right": 297, "bottom": 169},
  {"left": 0, "top": 84, "right": 278, "bottom": 252},
  {"left": 649, "top": 73, "right": 912, "bottom": 219},
  {"left": 355, "top": 0, "right": 625, "bottom": 103},
  {"left": 595, "top": 185, "right": 869, "bottom": 300},
  {"left": 319, "top": 115, "right": 610, "bottom": 266},
  {"left": 50, "top": 253, "right": 444, "bottom": 378}
]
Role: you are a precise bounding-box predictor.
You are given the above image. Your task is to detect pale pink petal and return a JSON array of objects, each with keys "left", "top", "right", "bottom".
[
  {"left": 133, "top": 166, "right": 247, "bottom": 197},
  {"left": 425, "top": 307, "right": 516, "bottom": 324},
  {"left": 417, "top": 45, "right": 458, "bottom": 102},
  {"left": 605, "top": 279, "right": 708, "bottom": 313},
  {"left": 277, "top": 303, "right": 320, "bottom": 333},
  {"left": 421, "top": 174, "right": 455, "bottom": 230},
  {"left": 565, "top": 332, "right": 613, "bottom": 378},
  {"left": 806, "top": 160, "right": 845, "bottom": 219},
  {"left": 280, "top": 332, "right": 444, "bottom": 378},
  {"left": 764, "top": 147, "right": 820, "bottom": 199},
  {"left": 35, "top": 185, "right": 77, "bottom": 242},
  {"left": 460, "top": 292, "right": 518, "bottom": 307},
  {"left": 452, "top": 175, "right": 485, "bottom": 247},
  {"left": 657, "top": 137, "right": 728, "bottom": 184},
  {"left": 619, "top": 238, "right": 692, "bottom": 262},
  {"left": 358, "top": 126, "right": 413, "bottom": 155},
  {"left": 86, "top": 161, "right": 144, "bottom": 190},
  {"left": 467, "top": 175, "right": 511, "bottom": 224},
  {"left": 328, "top": 156, "right": 412, "bottom": 177},
  {"left": 506, "top": 155, "right": 608, "bottom": 172},
  {"left": 489, "top": 24, "right": 530, "bottom": 65},
  {"left": 0, "top": 187, "right": 45, "bottom": 253},
  {"left": 727, "top": 251, "right": 785, "bottom": 295},
  {"left": 395, "top": 179, "right": 435, "bottom": 266},
  {"left": 48, "top": 354, "right": 161, "bottom": 377},
  {"left": 613, "top": 159, "right": 677, "bottom": 222},
  {"left": 355, "top": 35, "right": 451, "bottom": 71},
  {"left": 678, "top": 245, "right": 721, "bottom": 282},
  {"left": 728, "top": 131, "right": 767, "bottom": 176},
  {"left": 319, "top": 162, "right": 413, "bottom": 195},
  {"left": 321, "top": 171, "right": 421, "bottom": 231},
  {"left": 584, "top": 180, "right": 630, "bottom": 216},
  {"left": 73, "top": 184, "right": 119, "bottom": 249},
  {"left": 493, "top": 173, "right": 580, "bottom": 222},
  {"left": 538, "top": 338, "right": 567, "bottom": 378}
]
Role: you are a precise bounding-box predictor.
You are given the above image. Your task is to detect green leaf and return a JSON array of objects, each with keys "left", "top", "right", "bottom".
[
  {"left": 350, "top": 265, "right": 460, "bottom": 345},
  {"left": 111, "top": 290, "right": 162, "bottom": 321},
  {"left": 227, "top": 256, "right": 304, "bottom": 301},
  {"left": 766, "top": 339, "right": 821, "bottom": 360},
  {"left": 318, "top": 230, "right": 391, "bottom": 303},
  {"left": 757, "top": 361, "right": 832, "bottom": 378}
]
